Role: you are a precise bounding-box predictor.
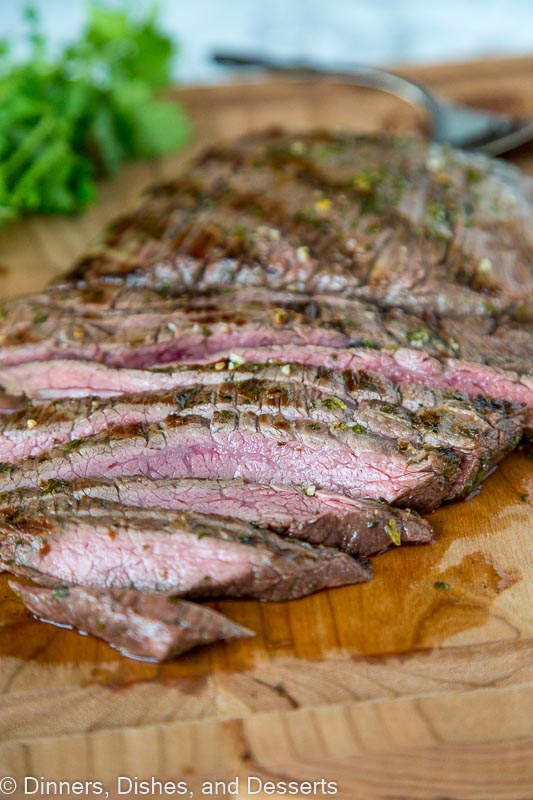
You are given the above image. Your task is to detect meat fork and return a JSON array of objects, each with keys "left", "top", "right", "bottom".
[{"left": 212, "top": 52, "right": 533, "bottom": 156}]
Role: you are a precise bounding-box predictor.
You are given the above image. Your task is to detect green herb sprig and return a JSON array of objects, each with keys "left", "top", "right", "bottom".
[{"left": 0, "top": 3, "right": 189, "bottom": 225}]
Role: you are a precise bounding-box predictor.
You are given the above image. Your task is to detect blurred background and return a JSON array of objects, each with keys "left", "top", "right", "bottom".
[
  {"left": 3, "top": 0, "right": 533, "bottom": 82},
  {"left": 1, "top": 0, "right": 532, "bottom": 274}
]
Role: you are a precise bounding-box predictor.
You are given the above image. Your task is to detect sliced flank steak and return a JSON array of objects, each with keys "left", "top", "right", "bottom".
[
  {"left": 9, "top": 581, "right": 253, "bottom": 661},
  {"left": 0, "top": 346, "right": 529, "bottom": 440},
  {"left": 0, "top": 129, "right": 528, "bottom": 412},
  {"left": 0, "top": 289, "right": 459, "bottom": 367},
  {"left": 0, "top": 324, "right": 528, "bottom": 434},
  {"left": 0, "top": 287, "right": 530, "bottom": 373},
  {"left": 1, "top": 477, "right": 434, "bottom": 556},
  {"left": 0, "top": 374, "right": 523, "bottom": 499},
  {"left": 180, "top": 345, "right": 533, "bottom": 427},
  {"left": 0, "top": 284, "right": 529, "bottom": 433},
  {"left": 0, "top": 355, "right": 405, "bottom": 400},
  {"left": 0, "top": 366, "right": 401, "bottom": 460},
  {"left": 55, "top": 130, "right": 533, "bottom": 320},
  {"left": 0, "top": 406, "right": 460, "bottom": 511},
  {"left": 0, "top": 128, "right": 531, "bottom": 659},
  {"left": 0, "top": 498, "right": 371, "bottom": 600}
]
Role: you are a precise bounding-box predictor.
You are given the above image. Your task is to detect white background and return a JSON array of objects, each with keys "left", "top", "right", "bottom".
[{"left": 2, "top": 0, "right": 533, "bottom": 83}]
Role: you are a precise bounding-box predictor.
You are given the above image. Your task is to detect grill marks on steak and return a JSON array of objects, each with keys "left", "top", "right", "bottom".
[
  {"left": 56, "top": 130, "right": 533, "bottom": 319},
  {"left": 0, "top": 130, "right": 531, "bottom": 658},
  {"left": 182, "top": 345, "right": 533, "bottom": 423},
  {"left": 0, "top": 409, "right": 457, "bottom": 511},
  {"left": 0, "top": 477, "right": 434, "bottom": 556},
  {"left": 0, "top": 358, "right": 401, "bottom": 400},
  {"left": 0, "top": 292, "right": 351, "bottom": 367},
  {"left": 0, "top": 371, "right": 522, "bottom": 500},
  {"left": 0, "top": 497, "right": 371, "bottom": 599},
  {"left": 0, "top": 346, "right": 530, "bottom": 437},
  {"left": 1, "top": 286, "right": 531, "bottom": 373},
  {"left": 9, "top": 581, "right": 253, "bottom": 660},
  {"left": 0, "top": 365, "right": 402, "bottom": 462},
  {"left": 0, "top": 289, "right": 459, "bottom": 367},
  {"left": 0, "top": 364, "right": 456, "bottom": 457},
  {"left": 0, "top": 290, "right": 530, "bottom": 436}
]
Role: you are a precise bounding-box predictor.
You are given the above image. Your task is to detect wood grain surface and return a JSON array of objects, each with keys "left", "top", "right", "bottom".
[{"left": 0, "top": 56, "right": 532, "bottom": 799}]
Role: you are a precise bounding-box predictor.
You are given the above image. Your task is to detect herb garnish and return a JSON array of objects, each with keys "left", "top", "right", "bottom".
[
  {"left": 384, "top": 519, "right": 401, "bottom": 546},
  {"left": 0, "top": 3, "right": 189, "bottom": 225}
]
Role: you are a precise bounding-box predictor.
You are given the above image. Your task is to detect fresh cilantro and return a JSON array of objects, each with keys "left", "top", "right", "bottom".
[{"left": 0, "top": 3, "right": 189, "bottom": 225}]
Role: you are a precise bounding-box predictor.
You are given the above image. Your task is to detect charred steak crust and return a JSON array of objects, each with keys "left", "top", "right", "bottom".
[
  {"left": 55, "top": 130, "right": 533, "bottom": 320},
  {"left": 0, "top": 371, "right": 522, "bottom": 499},
  {"left": 0, "top": 288, "right": 530, "bottom": 376},
  {"left": 0, "top": 309, "right": 529, "bottom": 425}
]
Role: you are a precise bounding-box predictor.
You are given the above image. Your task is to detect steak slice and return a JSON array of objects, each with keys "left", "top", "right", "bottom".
[
  {"left": 0, "top": 366, "right": 400, "bottom": 460},
  {"left": 0, "top": 285, "right": 529, "bottom": 425},
  {"left": 0, "top": 295, "right": 533, "bottom": 424},
  {"left": 0, "top": 410, "right": 459, "bottom": 511},
  {"left": 55, "top": 130, "right": 533, "bottom": 320},
  {"left": 0, "top": 498, "right": 371, "bottom": 600},
  {"left": 182, "top": 345, "right": 533, "bottom": 427},
  {"left": 9, "top": 581, "right": 253, "bottom": 661},
  {"left": 0, "top": 287, "right": 530, "bottom": 375},
  {"left": 0, "top": 373, "right": 522, "bottom": 499},
  {"left": 2, "top": 477, "right": 434, "bottom": 556},
  {"left": 0, "top": 291, "right": 359, "bottom": 367},
  {"left": 0, "top": 343, "right": 529, "bottom": 437},
  {"left": 0, "top": 357, "right": 401, "bottom": 400}
]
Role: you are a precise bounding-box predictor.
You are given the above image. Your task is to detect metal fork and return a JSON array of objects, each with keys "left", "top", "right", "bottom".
[{"left": 212, "top": 51, "right": 533, "bottom": 156}]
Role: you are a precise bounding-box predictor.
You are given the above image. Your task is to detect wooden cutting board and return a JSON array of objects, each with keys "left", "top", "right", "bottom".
[{"left": 1, "top": 56, "right": 533, "bottom": 800}]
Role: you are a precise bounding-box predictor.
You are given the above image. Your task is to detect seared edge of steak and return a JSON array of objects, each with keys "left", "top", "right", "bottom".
[
  {"left": 75, "top": 476, "right": 434, "bottom": 554},
  {"left": 0, "top": 370, "right": 523, "bottom": 503},
  {"left": 0, "top": 339, "right": 529, "bottom": 431},
  {"left": 178, "top": 346, "right": 533, "bottom": 426},
  {"left": 0, "top": 367, "right": 400, "bottom": 461},
  {"left": 0, "top": 288, "right": 530, "bottom": 378}
]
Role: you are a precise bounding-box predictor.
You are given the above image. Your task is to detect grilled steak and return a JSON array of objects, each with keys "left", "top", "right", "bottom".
[
  {"left": 0, "top": 366, "right": 400, "bottom": 459},
  {"left": 0, "top": 408, "right": 459, "bottom": 511},
  {"left": 0, "top": 288, "right": 530, "bottom": 373},
  {"left": 1, "top": 477, "right": 434, "bottom": 555},
  {"left": 182, "top": 345, "right": 533, "bottom": 424},
  {"left": 0, "top": 497, "right": 371, "bottom": 599},
  {"left": 0, "top": 130, "right": 529, "bottom": 411},
  {"left": 11, "top": 281, "right": 531, "bottom": 379},
  {"left": 0, "top": 292, "right": 354, "bottom": 367},
  {"left": 0, "top": 308, "right": 533, "bottom": 424},
  {"left": 0, "top": 129, "right": 531, "bottom": 658},
  {"left": 0, "top": 356, "right": 403, "bottom": 400},
  {"left": 56, "top": 130, "right": 533, "bottom": 320},
  {"left": 0, "top": 373, "right": 522, "bottom": 498},
  {"left": 9, "top": 581, "right": 253, "bottom": 660}
]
